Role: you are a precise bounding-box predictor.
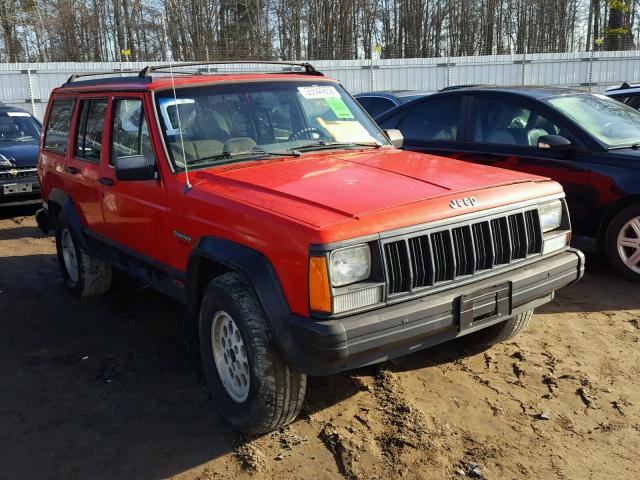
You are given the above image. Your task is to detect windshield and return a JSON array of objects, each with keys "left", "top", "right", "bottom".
[
  {"left": 156, "top": 81, "right": 390, "bottom": 170},
  {"left": 0, "top": 112, "right": 40, "bottom": 142},
  {"left": 547, "top": 94, "right": 640, "bottom": 148}
]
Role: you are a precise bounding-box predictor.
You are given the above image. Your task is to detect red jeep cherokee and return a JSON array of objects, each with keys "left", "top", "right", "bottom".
[{"left": 36, "top": 62, "right": 584, "bottom": 434}]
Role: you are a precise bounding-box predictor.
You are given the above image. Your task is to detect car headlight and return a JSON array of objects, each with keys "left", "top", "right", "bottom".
[
  {"left": 329, "top": 245, "right": 371, "bottom": 287},
  {"left": 538, "top": 200, "right": 562, "bottom": 232}
]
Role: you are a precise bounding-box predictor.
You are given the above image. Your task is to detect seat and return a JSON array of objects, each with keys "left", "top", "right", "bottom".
[
  {"left": 526, "top": 115, "right": 551, "bottom": 146},
  {"left": 171, "top": 140, "right": 224, "bottom": 166},
  {"left": 0, "top": 120, "right": 19, "bottom": 140},
  {"left": 224, "top": 137, "right": 257, "bottom": 153},
  {"left": 486, "top": 129, "right": 517, "bottom": 145}
]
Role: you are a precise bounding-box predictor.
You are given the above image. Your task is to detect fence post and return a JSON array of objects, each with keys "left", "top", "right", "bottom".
[
  {"left": 369, "top": 51, "right": 374, "bottom": 92},
  {"left": 588, "top": 48, "right": 594, "bottom": 92},
  {"left": 26, "top": 64, "right": 36, "bottom": 116},
  {"left": 521, "top": 50, "right": 527, "bottom": 85},
  {"left": 446, "top": 56, "right": 451, "bottom": 87}
]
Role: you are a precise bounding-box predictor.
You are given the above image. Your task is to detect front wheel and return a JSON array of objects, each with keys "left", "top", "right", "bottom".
[
  {"left": 199, "top": 272, "right": 306, "bottom": 434},
  {"left": 605, "top": 203, "right": 640, "bottom": 282}
]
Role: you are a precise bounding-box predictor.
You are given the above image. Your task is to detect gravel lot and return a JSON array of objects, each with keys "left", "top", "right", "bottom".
[{"left": 0, "top": 206, "right": 638, "bottom": 480}]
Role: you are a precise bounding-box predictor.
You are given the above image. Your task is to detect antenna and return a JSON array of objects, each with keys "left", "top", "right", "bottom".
[{"left": 162, "top": 15, "right": 191, "bottom": 193}]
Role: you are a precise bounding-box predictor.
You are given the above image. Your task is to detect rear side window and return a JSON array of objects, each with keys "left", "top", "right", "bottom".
[
  {"left": 111, "top": 99, "right": 155, "bottom": 166},
  {"left": 400, "top": 97, "right": 461, "bottom": 142},
  {"left": 74, "top": 99, "right": 108, "bottom": 162},
  {"left": 43, "top": 98, "right": 75, "bottom": 154},
  {"left": 365, "top": 97, "right": 396, "bottom": 117}
]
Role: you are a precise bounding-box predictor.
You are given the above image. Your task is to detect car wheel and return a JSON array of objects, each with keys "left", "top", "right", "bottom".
[
  {"left": 54, "top": 212, "right": 112, "bottom": 297},
  {"left": 199, "top": 272, "right": 306, "bottom": 434},
  {"left": 605, "top": 203, "right": 640, "bottom": 282},
  {"left": 466, "top": 310, "right": 533, "bottom": 347}
]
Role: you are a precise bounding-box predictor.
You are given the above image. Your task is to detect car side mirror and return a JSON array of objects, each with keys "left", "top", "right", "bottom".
[
  {"left": 383, "top": 129, "right": 404, "bottom": 148},
  {"left": 115, "top": 154, "right": 156, "bottom": 181},
  {"left": 537, "top": 135, "right": 574, "bottom": 152}
]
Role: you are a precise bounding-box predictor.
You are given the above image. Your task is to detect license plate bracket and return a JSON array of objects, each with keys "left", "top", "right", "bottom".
[
  {"left": 2, "top": 183, "right": 32, "bottom": 195},
  {"left": 459, "top": 282, "right": 511, "bottom": 332}
]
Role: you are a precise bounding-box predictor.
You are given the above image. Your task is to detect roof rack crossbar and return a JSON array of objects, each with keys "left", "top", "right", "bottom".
[
  {"left": 65, "top": 69, "right": 146, "bottom": 83},
  {"left": 138, "top": 60, "right": 322, "bottom": 77}
]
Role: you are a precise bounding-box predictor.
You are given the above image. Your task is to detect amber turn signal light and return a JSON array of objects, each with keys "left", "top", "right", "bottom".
[{"left": 309, "top": 256, "right": 331, "bottom": 312}]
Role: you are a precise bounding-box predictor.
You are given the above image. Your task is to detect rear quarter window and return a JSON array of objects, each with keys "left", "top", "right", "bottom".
[{"left": 44, "top": 98, "right": 75, "bottom": 155}]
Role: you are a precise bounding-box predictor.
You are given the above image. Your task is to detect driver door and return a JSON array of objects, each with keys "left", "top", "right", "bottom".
[{"left": 98, "top": 94, "right": 169, "bottom": 264}]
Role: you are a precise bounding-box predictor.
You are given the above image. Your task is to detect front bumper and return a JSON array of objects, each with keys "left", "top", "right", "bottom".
[
  {"left": 289, "top": 248, "right": 584, "bottom": 375},
  {"left": 0, "top": 175, "right": 40, "bottom": 207}
]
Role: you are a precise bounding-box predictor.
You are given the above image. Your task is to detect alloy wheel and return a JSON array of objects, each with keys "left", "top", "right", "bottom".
[{"left": 211, "top": 310, "right": 250, "bottom": 403}]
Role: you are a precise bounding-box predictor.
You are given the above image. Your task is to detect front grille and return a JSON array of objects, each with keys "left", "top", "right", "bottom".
[
  {"left": 384, "top": 241, "right": 410, "bottom": 294},
  {"left": 383, "top": 208, "right": 543, "bottom": 296},
  {"left": 0, "top": 166, "right": 37, "bottom": 179}
]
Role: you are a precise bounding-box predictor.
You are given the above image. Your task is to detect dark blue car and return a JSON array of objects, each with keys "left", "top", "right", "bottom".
[
  {"left": 376, "top": 86, "right": 640, "bottom": 282},
  {"left": 0, "top": 104, "right": 41, "bottom": 207},
  {"left": 354, "top": 90, "right": 434, "bottom": 117}
]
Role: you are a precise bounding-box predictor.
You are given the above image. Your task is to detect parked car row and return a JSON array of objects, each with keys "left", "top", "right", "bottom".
[
  {"left": 358, "top": 86, "right": 640, "bottom": 282},
  {"left": 7, "top": 64, "right": 639, "bottom": 435}
]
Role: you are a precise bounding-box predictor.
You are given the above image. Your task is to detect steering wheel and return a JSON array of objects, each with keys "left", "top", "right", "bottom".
[{"left": 288, "top": 127, "right": 326, "bottom": 141}]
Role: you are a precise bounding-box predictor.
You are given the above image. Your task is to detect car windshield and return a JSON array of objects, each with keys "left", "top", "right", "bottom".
[
  {"left": 547, "top": 94, "right": 640, "bottom": 148},
  {"left": 156, "top": 81, "right": 390, "bottom": 170},
  {"left": 0, "top": 112, "right": 40, "bottom": 142}
]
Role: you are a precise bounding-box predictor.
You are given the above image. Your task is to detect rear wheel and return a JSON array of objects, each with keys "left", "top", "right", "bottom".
[
  {"left": 54, "top": 212, "right": 112, "bottom": 297},
  {"left": 605, "top": 203, "right": 640, "bottom": 282},
  {"left": 199, "top": 272, "right": 306, "bottom": 434},
  {"left": 467, "top": 310, "right": 533, "bottom": 347}
]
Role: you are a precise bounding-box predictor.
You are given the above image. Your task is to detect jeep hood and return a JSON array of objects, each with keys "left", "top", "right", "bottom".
[{"left": 191, "top": 148, "right": 559, "bottom": 232}]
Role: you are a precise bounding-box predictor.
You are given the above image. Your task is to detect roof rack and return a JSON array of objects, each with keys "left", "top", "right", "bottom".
[
  {"left": 65, "top": 69, "right": 149, "bottom": 84},
  {"left": 138, "top": 60, "right": 323, "bottom": 77},
  {"left": 63, "top": 61, "right": 323, "bottom": 86},
  {"left": 613, "top": 81, "right": 640, "bottom": 90}
]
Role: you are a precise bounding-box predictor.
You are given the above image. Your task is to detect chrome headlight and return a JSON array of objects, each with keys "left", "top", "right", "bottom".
[
  {"left": 538, "top": 200, "right": 562, "bottom": 232},
  {"left": 329, "top": 244, "right": 371, "bottom": 287}
]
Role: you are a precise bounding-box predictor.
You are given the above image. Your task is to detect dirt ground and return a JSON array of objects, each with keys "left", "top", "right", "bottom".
[{"left": 0, "top": 206, "right": 638, "bottom": 480}]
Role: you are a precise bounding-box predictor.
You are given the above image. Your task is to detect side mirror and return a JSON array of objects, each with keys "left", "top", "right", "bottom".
[
  {"left": 537, "top": 135, "right": 574, "bottom": 152},
  {"left": 383, "top": 129, "right": 404, "bottom": 148},
  {"left": 115, "top": 154, "right": 156, "bottom": 181}
]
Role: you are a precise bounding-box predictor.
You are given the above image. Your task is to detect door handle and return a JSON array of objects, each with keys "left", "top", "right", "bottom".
[
  {"left": 99, "top": 177, "right": 115, "bottom": 187},
  {"left": 64, "top": 166, "right": 79, "bottom": 175}
]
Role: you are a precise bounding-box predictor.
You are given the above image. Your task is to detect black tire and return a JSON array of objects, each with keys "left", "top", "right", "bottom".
[
  {"left": 54, "top": 212, "right": 112, "bottom": 297},
  {"left": 466, "top": 310, "right": 533, "bottom": 347},
  {"left": 604, "top": 202, "right": 640, "bottom": 282},
  {"left": 199, "top": 272, "right": 307, "bottom": 434}
]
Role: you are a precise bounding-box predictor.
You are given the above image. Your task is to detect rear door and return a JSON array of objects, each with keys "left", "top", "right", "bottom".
[
  {"left": 64, "top": 97, "right": 109, "bottom": 236},
  {"left": 98, "top": 94, "right": 168, "bottom": 264},
  {"left": 460, "top": 94, "right": 591, "bottom": 231}
]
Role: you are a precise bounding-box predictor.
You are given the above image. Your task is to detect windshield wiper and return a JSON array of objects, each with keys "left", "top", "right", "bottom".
[
  {"left": 188, "top": 148, "right": 300, "bottom": 166},
  {"left": 287, "top": 141, "right": 382, "bottom": 152},
  {"left": 608, "top": 143, "right": 640, "bottom": 151}
]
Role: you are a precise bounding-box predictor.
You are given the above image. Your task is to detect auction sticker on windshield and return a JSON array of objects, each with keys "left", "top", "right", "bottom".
[
  {"left": 297, "top": 85, "right": 341, "bottom": 99},
  {"left": 326, "top": 98, "right": 354, "bottom": 119}
]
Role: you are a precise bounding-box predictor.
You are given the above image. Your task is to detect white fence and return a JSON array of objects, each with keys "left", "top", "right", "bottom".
[{"left": 3, "top": 50, "right": 640, "bottom": 120}]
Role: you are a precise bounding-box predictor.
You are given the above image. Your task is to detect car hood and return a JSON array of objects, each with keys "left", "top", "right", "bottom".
[
  {"left": 0, "top": 142, "right": 39, "bottom": 167},
  {"left": 190, "top": 148, "right": 557, "bottom": 232}
]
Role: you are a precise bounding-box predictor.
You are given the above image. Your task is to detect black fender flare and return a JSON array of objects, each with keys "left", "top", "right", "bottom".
[
  {"left": 186, "top": 237, "right": 343, "bottom": 373},
  {"left": 48, "top": 188, "right": 91, "bottom": 252}
]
